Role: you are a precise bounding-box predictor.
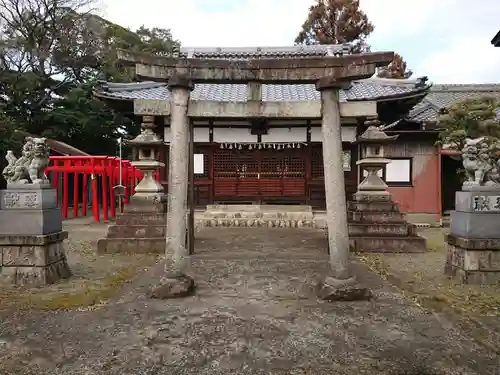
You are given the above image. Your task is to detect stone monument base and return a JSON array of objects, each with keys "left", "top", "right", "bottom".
[
  {"left": 445, "top": 234, "right": 500, "bottom": 284},
  {"left": 97, "top": 194, "right": 167, "bottom": 254},
  {"left": 445, "top": 187, "right": 500, "bottom": 284},
  {"left": 0, "top": 185, "right": 62, "bottom": 235},
  {"left": 452, "top": 190, "right": 500, "bottom": 238},
  {"left": 0, "top": 231, "right": 71, "bottom": 285},
  {"left": 348, "top": 193, "right": 427, "bottom": 253}
]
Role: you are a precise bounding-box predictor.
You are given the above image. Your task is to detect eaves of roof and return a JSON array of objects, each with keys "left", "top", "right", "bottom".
[
  {"left": 406, "top": 84, "right": 500, "bottom": 123},
  {"left": 94, "top": 77, "right": 431, "bottom": 104}
]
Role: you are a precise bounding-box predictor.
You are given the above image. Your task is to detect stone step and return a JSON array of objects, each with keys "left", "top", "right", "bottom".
[
  {"left": 206, "top": 204, "right": 312, "bottom": 213},
  {"left": 348, "top": 201, "right": 400, "bottom": 212},
  {"left": 441, "top": 215, "right": 450, "bottom": 228},
  {"left": 105, "top": 224, "right": 166, "bottom": 238},
  {"left": 350, "top": 236, "right": 427, "bottom": 253},
  {"left": 348, "top": 223, "right": 416, "bottom": 237},
  {"left": 115, "top": 213, "right": 166, "bottom": 226},
  {"left": 348, "top": 210, "right": 406, "bottom": 223},
  {"left": 196, "top": 218, "right": 316, "bottom": 228}
]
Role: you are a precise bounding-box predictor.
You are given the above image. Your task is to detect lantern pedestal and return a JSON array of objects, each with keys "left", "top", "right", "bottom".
[
  {"left": 97, "top": 116, "right": 167, "bottom": 254},
  {"left": 348, "top": 122, "right": 427, "bottom": 253}
]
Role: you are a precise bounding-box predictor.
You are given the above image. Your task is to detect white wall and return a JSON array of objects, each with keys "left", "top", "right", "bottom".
[
  {"left": 261, "top": 128, "right": 306, "bottom": 143},
  {"left": 310, "top": 126, "right": 357, "bottom": 143},
  {"left": 164, "top": 125, "right": 357, "bottom": 144},
  {"left": 213, "top": 128, "right": 257, "bottom": 143}
]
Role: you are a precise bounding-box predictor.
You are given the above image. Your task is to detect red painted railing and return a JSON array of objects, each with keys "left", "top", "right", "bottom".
[{"left": 45, "top": 156, "right": 160, "bottom": 222}]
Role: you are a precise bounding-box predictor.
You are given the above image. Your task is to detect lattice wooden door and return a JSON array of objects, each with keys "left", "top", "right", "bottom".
[
  {"left": 213, "top": 148, "right": 306, "bottom": 200},
  {"left": 236, "top": 149, "right": 259, "bottom": 196},
  {"left": 259, "top": 150, "right": 282, "bottom": 197},
  {"left": 282, "top": 151, "right": 305, "bottom": 196},
  {"left": 213, "top": 149, "right": 238, "bottom": 197}
]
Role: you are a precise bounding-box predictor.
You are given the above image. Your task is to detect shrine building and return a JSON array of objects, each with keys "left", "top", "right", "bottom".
[{"left": 95, "top": 44, "right": 440, "bottom": 224}]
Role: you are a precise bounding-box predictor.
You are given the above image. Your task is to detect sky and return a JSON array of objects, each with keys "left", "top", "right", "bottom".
[{"left": 97, "top": 0, "right": 500, "bottom": 84}]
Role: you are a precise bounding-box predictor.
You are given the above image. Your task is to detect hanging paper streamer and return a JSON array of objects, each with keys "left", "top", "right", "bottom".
[{"left": 216, "top": 142, "right": 308, "bottom": 150}]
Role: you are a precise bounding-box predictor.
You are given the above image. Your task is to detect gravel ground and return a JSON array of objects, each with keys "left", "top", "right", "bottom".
[
  {"left": 0, "top": 226, "right": 499, "bottom": 374},
  {"left": 0, "top": 220, "right": 160, "bottom": 311},
  {"left": 357, "top": 227, "right": 500, "bottom": 355}
]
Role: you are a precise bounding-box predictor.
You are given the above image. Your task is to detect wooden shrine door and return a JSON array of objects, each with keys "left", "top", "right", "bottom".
[{"left": 213, "top": 148, "right": 306, "bottom": 202}]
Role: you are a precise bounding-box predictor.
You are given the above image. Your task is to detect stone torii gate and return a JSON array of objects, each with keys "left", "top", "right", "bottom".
[{"left": 116, "top": 49, "right": 394, "bottom": 300}]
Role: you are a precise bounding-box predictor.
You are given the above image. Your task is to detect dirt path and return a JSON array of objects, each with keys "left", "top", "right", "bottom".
[{"left": 0, "top": 227, "right": 499, "bottom": 374}]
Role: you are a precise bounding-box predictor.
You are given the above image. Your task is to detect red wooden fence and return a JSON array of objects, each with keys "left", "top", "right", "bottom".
[{"left": 45, "top": 156, "right": 160, "bottom": 222}]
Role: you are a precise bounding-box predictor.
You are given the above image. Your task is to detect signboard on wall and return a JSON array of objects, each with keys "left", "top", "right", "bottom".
[
  {"left": 194, "top": 154, "right": 204, "bottom": 174},
  {"left": 343, "top": 151, "right": 351, "bottom": 171}
]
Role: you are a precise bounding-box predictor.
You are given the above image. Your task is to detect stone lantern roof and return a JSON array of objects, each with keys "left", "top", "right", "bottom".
[{"left": 357, "top": 121, "right": 399, "bottom": 144}]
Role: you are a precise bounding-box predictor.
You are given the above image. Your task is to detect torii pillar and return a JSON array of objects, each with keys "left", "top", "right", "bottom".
[
  {"left": 316, "top": 78, "right": 372, "bottom": 301},
  {"left": 150, "top": 75, "right": 195, "bottom": 298}
]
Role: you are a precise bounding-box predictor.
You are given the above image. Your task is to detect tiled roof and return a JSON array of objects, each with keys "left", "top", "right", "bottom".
[
  {"left": 95, "top": 77, "right": 430, "bottom": 103},
  {"left": 407, "top": 84, "right": 500, "bottom": 123},
  {"left": 175, "top": 44, "right": 353, "bottom": 59}
]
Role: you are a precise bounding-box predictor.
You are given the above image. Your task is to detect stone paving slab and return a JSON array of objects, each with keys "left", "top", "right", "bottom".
[{"left": 0, "top": 228, "right": 499, "bottom": 375}]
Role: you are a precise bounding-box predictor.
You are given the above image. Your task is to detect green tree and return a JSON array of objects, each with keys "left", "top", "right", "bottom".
[
  {"left": 0, "top": 0, "right": 179, "bottom": 156},
  {"left": 90, "top": 20, "right": 180, "bottom": 82},
  {"left": 436, "top": 96, "right": 500, "bottom": 152},
  {"left": 0, "top": 109, "right": 23, "bottom": 189},
  {"left": 295, "top": 0, "right": 374, "bottom": 51},
  {"left": 40, "top": 84, "right": 138, "bottom": 156}
]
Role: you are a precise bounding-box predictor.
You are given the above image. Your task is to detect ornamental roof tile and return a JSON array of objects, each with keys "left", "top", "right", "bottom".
[{"left": 176, "top": 44, "right": 353, "bottom": 59}]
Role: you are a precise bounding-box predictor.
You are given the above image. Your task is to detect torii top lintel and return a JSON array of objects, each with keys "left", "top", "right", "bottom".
[{"left": 116, "top": 49, "right": 394, "bottom": 85}]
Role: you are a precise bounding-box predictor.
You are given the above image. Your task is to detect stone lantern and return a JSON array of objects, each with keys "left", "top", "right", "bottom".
[
  {"left": 347, "top": 119, "right": 426, "bottom": 253},
  {"left": 128, "top": 115, "right": 165, "bottom": 201},
  {"left": 355, "top": 119, "right": 398, "bottom": 200},
  {"left": 97, "top": 115, "right": 168, "bottom": 254}
]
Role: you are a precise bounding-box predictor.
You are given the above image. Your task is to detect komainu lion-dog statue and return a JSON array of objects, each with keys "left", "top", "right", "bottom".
[{"left": 2, "top": 137, "right": 50, "bottom": 185}]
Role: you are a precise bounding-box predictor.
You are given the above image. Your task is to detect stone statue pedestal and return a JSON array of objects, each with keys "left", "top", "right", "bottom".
[
  {"left": 445, "top": 186, "right": 500, "bottom": 284},
  {"left": 0, "top": 184, "right": 71, "bottom": 285}
]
